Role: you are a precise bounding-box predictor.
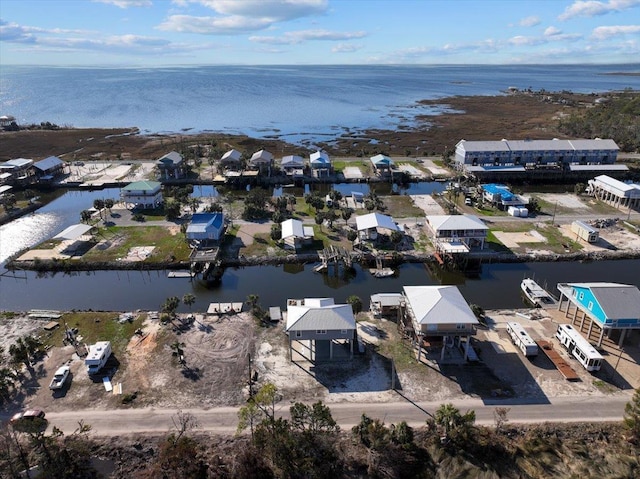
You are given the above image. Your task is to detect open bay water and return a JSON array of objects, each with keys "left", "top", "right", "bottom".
[{"left": 1, "top": 64, "right": 638, "bottom": 146}]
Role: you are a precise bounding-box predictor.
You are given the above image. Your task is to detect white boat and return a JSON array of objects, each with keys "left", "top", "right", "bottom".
[
  {"left": 521, "top": 278, "right": 557, "bottom": 308},
  {"left": 369, "top": 268, "right": 395, "bottom": 278}
]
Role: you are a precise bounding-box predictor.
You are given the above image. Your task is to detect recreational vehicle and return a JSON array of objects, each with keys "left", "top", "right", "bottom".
[
  {"left": 85, "top": 341, "right": 112, "bottom": 375},
  {"left": 506, "top": 322, "right": 538, "bottom": 357},
  {"left": 555, "top": 324, "right": 603, "bottom": 372}
]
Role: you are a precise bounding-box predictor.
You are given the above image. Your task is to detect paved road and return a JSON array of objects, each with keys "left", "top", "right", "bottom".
[{"left": 43, "top": 393, "right": 632, "bottom": 436}]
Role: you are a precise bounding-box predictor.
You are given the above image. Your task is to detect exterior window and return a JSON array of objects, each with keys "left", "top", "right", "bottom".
[
  {"left": 588, "top": 301, "right": 593, "bottom": 311},
  {"left": 296, "top": 331, "right": 302, "bottom": 338},
  {"left": 341, "top": 329, "right": 347, "bottom": 334},
  {"left": 579, "top": 292, "right": 584, "bottom": 300},
  {"left": 316, "top": 329, "right": 327, "bottom": 334},
  {"left": 456, "top": 324, "right": 466, "bottom": 330}
]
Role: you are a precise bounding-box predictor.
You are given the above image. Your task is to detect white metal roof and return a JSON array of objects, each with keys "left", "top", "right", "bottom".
[
  {"left": 34, "top": 156, "right": 64, "bottom": 171},
  {"left": 221, "top": 149, "right": 241, "bottom": 161},
  {"left": 281, "top": 218, "right": 305, "bottom": 239},
  {"left": 250, "top": 149, "right": 273, "bottom": 162},
  {"left": 281, "top": 155, "right": 304, "bottom": 166},
  {"left": 53, "top": 224, "right": 93, "bottom": 240},
  {"left": 355, "top": 212, "right": 399, "bottom": 232},
  {"left": 310, "top": 151, "right": 330, "bottom": 166},
  {"left": 427, "top": 215, "right": 488, "bottom": 232},
  {"left": 403, "top": 285, "right": 478, "bottom": 326}
]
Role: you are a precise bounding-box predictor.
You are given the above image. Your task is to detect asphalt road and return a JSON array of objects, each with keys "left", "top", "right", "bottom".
[{"left": 43, "top": 393, "right": 633, "bottom": 437}]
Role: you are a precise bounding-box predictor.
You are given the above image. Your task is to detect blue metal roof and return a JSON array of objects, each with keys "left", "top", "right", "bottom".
[{"left": 482, "top": 183, "right": 516, "bottom": 201}]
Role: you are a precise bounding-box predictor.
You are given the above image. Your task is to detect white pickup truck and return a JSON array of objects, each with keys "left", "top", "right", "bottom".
[{"left": 49, "top": 365, "right": 70, "bottom": 390}]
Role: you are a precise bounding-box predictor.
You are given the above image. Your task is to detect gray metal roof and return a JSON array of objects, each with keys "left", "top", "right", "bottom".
[
  {"left": 568, "top": 164, "right": 628, "bottom": 171},
  {"left": 508, "top": 139, "right": 573, "bottom": 151},
  {"left": 426, "top": 215, "right": 488, "bottom": 232},
  {"left": 569, "top": 139, "right": 619, "bottom": 150},
  {"left": 34, "top": 156, "right": 64, "bottom": 172},
  {"left": 457, "top": 140, "right": 510, "bottom": 152},
  {"left": 403, "top": 285, "right": 478, "bottom": 325},
  {"left": 570, "top": 283, "right": 640, "bottom": 320},
  {"left": 286, "top": 299, "right": 356, "bottom": 331}
]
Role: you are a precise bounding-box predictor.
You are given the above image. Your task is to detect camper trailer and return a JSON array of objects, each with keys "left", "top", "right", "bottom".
[
  {"left": 555, "top": 324, "right": 603, "bottom": 372},
  {"left": 506, "top": 322, "right": 538, "bottom": 357},
  {"left": 571, "top": 221, "right": 599, "bottom": 243},
  {"left": 85, "top": 341, "right": 112, "bottom": 375}
]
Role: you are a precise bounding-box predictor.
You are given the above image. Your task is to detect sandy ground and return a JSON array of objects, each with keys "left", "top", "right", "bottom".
[
  {"left": 419, "top": 159, "right": 451, "bottom": 176},
  {"left": 342, "top": 166, "right": 364, "bottom": 179},
  {"left": 410, "top": 194, "right": 447, "bottom": 216}
]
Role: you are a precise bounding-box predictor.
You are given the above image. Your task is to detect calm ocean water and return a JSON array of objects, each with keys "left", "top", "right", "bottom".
[{"left": 1, "top": 64, "right": 639, "bottom": 146}]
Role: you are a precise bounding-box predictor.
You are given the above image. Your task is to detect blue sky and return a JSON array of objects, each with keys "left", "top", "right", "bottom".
[{"left": 1, "top": 0, "right": 639, "bottom": 66}]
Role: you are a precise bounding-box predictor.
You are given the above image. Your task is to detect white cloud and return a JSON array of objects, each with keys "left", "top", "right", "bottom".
[
  {"left": 160, "top": 0, "right": 328, "bottom": 35},
  {"left": 158, "top": 15, "right": 273, "bottom": 34},
  {"left": 508, "top": 35, "right": 546, "bottom": 46},
  {"left": 250, "top": 29, "right": 366, "bottom": 45},
  {"left": 519, "top": 16, "right": 541, "bottom": 27},
  {"left": 558, "top": 0, "right": 640, "bottom": 21},
  {"left": 544, "top": 26, "right": 562, "bottom": 36},
  {"left": 591, "top": 24, "right": 640, "bottom": 38},
  {"left": 332, "top": 43, "right": 361, "bottom": 53},
  {"left": 171, "top": 0, "right": 327, "bottom": 21},
  {"left": 93, "top": 0, "right": 152, "bottom": 8}
]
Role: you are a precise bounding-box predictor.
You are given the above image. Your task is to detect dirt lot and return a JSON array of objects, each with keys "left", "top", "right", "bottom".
[{"left": 9, "top": 299, "right": 638, "bottom": 418}]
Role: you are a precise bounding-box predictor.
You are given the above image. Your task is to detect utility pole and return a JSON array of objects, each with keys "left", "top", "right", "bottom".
[{"left": 551, "top": 201, "right": 558, "bottom": 225}]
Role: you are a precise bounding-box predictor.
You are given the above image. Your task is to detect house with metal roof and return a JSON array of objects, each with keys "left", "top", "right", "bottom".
[
  {"left": 401, "top": 285, "right": 479, "bottom": 361},
  {"left": 0, "top": 158, "right": 35, "bottom": 185},
  {"left": 355, "top": 212, "right": 400, "bottom": 241},
  {"left": 156, "top": 151, "right": 186, "bottom": 180},
  {"left": 249, "top": 149, "right": 274, "bottom": 174},
  {"left": 454, "top": 138, "right": 624, "bottom": 180},
  {"left": 186, "top": 212, "right": 225, "bottom": 243},
  {"left": 481, "top": 184, "right": 528, "bottom": 209},
  {"left": 557, "top": 282, "right": 640, "bottom": 347},
  {"left": 34, "top": 156, "right": 65, "bottom": 181},
  {"left": 425, "top": 215, "right": 488, "bottom": 252},
  {"left": 121, "top": 180, "right": 163, "bottom": 209},
  {"left": 280, "top": 155, "right": 305, "bottom": 177},
  {"left": 285, "top": 297, "right": 356, "bottom": 361},
  {"left": 220, "top": 149, "right": 243, "bottom": 170},
  {"left": 587, "top": 175, "right": 640, "bottom": 212},
  {"left": 370, "top": 154, "right": 394, "bottom": 176},
  {"left": 281, "top": 218, "right": 314, "bottom": 250},
  {"left": 310, "top": 151, "right": 331, "bottom": 177}
]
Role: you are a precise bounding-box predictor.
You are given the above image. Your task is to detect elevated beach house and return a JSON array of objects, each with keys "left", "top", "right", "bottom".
[
  {"left": 220, "top": 149, "right": 243, "bottom": 170},
  {"left": 0, "top": 158, "right": 34, "bottom": 186},
  {"left": 249, "top": 149, "right": 274, "bottom": 174},
  {"left": 33, "top": 156, "right": 65, "bottom": 182},
  {"left": 156, "top": 151, "right": 186, "bottom": 180},
  {"left": 454, "top": 138, "right": 624, "bottom": 181},
  {"left": 309, "top": 151, "right": 331, "bottom": 178},
  {"left": 370, "top": 154, "right": 394, "bottom": 176},
  {"left": 401, "top": 285, "right": 479, "bottom": 361},
  {"left": 186, "top": 212, "right": 225, "bottom": 244},
  {"left": 425, "top": 215, "right": 488, "bottom": 253},
  {"left": 556, "top": 282, "right": 640, "bottom": 347},
  {"left": 280, "top": 155, "right": 306, "bottom": 177},
  {"left": 280, "top": 218, "right": 314, "bottom": 250},
  {"left": 285, "top": 298, "right": 357, "bottom": 362},
  {"left": 121, "top": 180, "right": 163, "bottom": 209},
  {"left": 355, "top": 212, "right": 400, "bottom": 241}
]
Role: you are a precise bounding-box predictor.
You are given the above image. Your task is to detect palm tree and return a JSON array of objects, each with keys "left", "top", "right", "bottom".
[
  {"left": 182, "top": 293, "right": 196, "bottom": 312},
  {"left": 161, "top": 296, "right": 181, "bottom": 320},
  {"left": 104, "top": 198, "right": 114, "bottom": 216},
  {"left": 93, "top": 199, "right": 105, "bottom": 219},
  {"left": 80, "top": 210, "right": 92, "bottom": 224}
]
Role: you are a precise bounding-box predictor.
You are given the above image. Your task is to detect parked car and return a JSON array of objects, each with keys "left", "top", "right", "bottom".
[
  {"left": 49, "top": 365, "right": 71, "bottom": 390},
  {"left": 10, "top": 409, "right": 46, "bottom": 424},
  {"left": 465, "top": 197, "right": 473, "bottom": 206}
]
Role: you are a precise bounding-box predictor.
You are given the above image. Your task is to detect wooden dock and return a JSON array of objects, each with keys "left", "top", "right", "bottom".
[{"left": 536, "top": 340, "right": 579, "bottom": 381}]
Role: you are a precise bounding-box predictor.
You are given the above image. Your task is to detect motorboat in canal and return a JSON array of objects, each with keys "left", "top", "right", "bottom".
[
  {"left": 521, "top": 278, "right": 558, "bottom": 308},
  {"left": 369, "top": 267, "right": 395, "bottom": 278}
]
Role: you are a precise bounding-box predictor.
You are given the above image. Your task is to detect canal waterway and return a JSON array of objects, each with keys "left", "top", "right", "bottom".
[{"left": 1, "top": 187, "right": 639, "bottom": 313}]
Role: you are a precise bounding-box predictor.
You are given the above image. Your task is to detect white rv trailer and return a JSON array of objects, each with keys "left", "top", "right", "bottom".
[
  {"left": 555, "top": 324, "right": 603, "bottom": 372},
  {"left": 506, "top": 322, "right": 538, "bottom": 357},
  {"left": 85, "top": 341, "right": 112, "bottom": 375}
]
